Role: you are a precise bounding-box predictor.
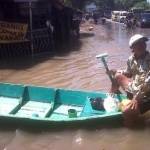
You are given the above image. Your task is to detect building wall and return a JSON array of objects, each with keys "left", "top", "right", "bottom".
[{"left": 85, "top": 3, "right": 97, "bottom": 13}]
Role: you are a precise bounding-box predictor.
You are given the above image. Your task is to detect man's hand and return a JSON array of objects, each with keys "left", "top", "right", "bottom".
[
  {"left": 121, "top": 99, "right": 139, "bottom": 112},
  {"left": 125, "top": 99, "right": 139, "bottom": 111},
  {"left": 106, "top": 69, "right": 117, "bottom": 76},
  {"left": 123, "top": 98, "right": 140, "bottom": 127},
  {"left": 107, "top": 69, "right": 121, "bottom": 93}
]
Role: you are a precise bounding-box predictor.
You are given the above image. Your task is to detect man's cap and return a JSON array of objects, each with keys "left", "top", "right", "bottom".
[{"left": 129, "top": 34, "right": 148, "bottom": 48}]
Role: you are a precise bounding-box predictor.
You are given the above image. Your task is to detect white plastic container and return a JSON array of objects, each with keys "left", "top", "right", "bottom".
[{"left": 103, "top": 94, "right": 119, "bottom": 113}]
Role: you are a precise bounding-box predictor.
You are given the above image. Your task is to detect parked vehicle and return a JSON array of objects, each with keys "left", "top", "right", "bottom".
[
  {"left": 137, "top": 13, "right": 150, "bottom": 28},
  {"left": 131, "top": 8, "right": 144, "bottom": 19},
  {"left": 118, "top": 11, "right": 128, "bottom": 23},
  {"left": 111, "top": 11, "right": 120, "bottom": 21},
  {"left": 111, "top": 11, "right": 128, "bottom": 23}
]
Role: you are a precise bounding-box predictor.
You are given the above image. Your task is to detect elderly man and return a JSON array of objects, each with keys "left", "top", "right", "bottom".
[{"left": 110, "top": 34, "right": 150, "bottom": 126}]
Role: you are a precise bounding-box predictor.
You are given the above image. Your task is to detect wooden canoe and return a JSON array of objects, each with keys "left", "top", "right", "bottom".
[{"left": 0, "top": 82, "right": 127, "bottom": 127}]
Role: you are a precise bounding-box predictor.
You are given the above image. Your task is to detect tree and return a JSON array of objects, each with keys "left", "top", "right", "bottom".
[
  {"left": 64, "top": 0, "right": 72, "bottom": 6},
  {"left": 64, "top": 0, "right": 115, "bottom": 10},
  {"left": 64, "top": 0, "right": 87, "bottom": 9},
  {"left": 114, "top": 0, "right": 147, "bottom": 10},
  {"left": 134, "top": 1, "right": 150, "bottom": 9}
]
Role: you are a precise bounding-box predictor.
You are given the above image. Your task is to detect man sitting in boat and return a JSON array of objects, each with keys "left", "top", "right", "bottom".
[{"left": 109, "top": 34, "right": 150, "bottom": 126}]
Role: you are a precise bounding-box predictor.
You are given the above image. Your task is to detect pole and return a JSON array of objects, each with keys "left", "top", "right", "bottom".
[
  {"left": 101, "top": 57, "right": 114, "bottom": 83},
  {"left": 29, "top": 1, "right": 34, "bottom": 57},
  {"left": 96, "top": 53, "right": 114, "bottom": 83}
]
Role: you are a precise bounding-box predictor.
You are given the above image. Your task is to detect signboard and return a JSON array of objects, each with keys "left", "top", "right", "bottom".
[{"left": 0, "top": 21, "right": 28, "bottom": 42}]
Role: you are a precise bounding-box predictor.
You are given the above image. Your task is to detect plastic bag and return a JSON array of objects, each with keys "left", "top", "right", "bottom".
[
  {"left": 103, "top": 94, "right": 119, "bottom": 113},
  {"left": 90, "top": 97, "right": 105, "bottom": 111}
]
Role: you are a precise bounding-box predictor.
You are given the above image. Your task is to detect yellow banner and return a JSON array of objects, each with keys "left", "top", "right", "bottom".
[{"left": 0, "top": 21, "right": 28, "bottom": 42}]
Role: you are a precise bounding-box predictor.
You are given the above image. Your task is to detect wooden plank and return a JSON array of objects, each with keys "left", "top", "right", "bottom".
[{"left": 16, "top": 101, "right": 52, "bottom": 118}]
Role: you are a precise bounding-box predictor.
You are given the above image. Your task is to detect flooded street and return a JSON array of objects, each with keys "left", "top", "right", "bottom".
[{"left": 1, "top": 21, "right": 150, "bottom": 150}]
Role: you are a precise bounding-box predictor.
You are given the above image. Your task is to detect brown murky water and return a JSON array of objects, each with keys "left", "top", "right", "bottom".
[{"left": 1, "top": 21, "right": 150, "bottom": 150}]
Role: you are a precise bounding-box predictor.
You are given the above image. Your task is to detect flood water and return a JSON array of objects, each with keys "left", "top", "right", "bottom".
[{"left": 1, "top": 21, "right": 150, "bottom": 150}]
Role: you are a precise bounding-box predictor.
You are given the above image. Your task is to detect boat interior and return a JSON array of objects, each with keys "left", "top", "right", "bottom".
[{"left": 0, "top": 83, "right": 124, "bottom": 121}]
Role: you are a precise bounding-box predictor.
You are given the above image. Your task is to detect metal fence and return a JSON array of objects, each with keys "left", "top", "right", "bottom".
[
  {"left": 0, "top": 28, "right": 53, "bottom": 59},
  {"left": 0, "top": 1, "right": 53, "bottom": 59}
]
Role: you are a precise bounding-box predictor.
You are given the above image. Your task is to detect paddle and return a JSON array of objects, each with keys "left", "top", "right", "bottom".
[
  {"left": 96, "top": 53, "right": 125, "bottom": 97},
  {"left": 96, "top": 53, "right": 114, "bottom": 83},
  {"left": 96, "top": 53, "right": 126, "bottom": 112}
]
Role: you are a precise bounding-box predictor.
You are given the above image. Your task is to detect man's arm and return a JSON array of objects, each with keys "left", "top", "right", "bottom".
[
  {"left": 113, "top": 59, "right": 132, "bottom": 78},
  {"left": 121, "top": 59, "right": 132, "bottom": 77},
  {"left": 134, "top": 76, "right": 150, "bottom": 101}
]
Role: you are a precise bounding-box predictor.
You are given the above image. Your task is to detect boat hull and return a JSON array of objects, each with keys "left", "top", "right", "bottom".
[{"left": 0, "top": 82, "right": 126, "bottom": 128}]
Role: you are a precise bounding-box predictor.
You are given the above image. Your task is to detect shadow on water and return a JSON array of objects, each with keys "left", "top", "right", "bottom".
[
  {"left": 0, "top": 55, "right": 53, "bottom": 70},
  {"left": 80, "top": 32, "right": 95, "bottom": 38},
  {"left": 0, "top": 39, "right": 82, "bottom": 70},
  {"left": 54, "top": 38, "right": 82, "bottom": 56}
]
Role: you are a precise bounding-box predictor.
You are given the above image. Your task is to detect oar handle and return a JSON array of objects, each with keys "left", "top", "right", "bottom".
[{"left": 101, "top": 57, "right": 114, "bottom": 83}]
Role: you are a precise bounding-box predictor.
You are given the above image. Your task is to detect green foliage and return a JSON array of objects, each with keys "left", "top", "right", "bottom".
[
  {"left": 114, "top": 0, "right": 148, "bottom": 10},
  {"left": 64, "top": 0, "right": 114, "bottom": 10},
  {"left": 64, "top": 0, "right": 72, "bottom": 6},
  {"left": 64, "top": 0, "right": 149, "bottom": 10},
  {"left": 64, "top": 0, "right": 87, "bottom": 9},
  {"left": 133, "top": 1, "right": 150, "bottom": 9}
]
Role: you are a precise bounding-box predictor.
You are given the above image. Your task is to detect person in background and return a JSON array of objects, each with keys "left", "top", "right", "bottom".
[
  {"left": 93, "top": 12, "right": 99, "bottom": 24},
  {"left": 72, "top": 9, "right": 82, "bottom": 38},
  {"left": 109, "top": 34, "right": 150, "bottom": 126}
]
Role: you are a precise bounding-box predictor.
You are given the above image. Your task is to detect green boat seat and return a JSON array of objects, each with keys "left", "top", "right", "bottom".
[
  {"left": 15, "top": 86, "right": 56, "bottom": 118},
  {"left": 0, "top": 96, "right": 22, "bottom": 115},
  {"left": 0, "top": 83, "right": 25, "bottom": 115},
  {"left": 16, "top": 101, "right": 52, "bottom": 118}
]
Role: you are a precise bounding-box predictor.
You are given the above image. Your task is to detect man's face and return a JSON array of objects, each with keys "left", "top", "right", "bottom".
[{"left": 132, "top": 40, "right": 146, "bottom": 58}]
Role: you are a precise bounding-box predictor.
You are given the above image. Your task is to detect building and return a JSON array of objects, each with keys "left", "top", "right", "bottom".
[
  {"left": 0, "top": 0, "right": 53, "bottom": 58},
  {"left": 85, "top": 2, "right": 97, "bottom": 13}
]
